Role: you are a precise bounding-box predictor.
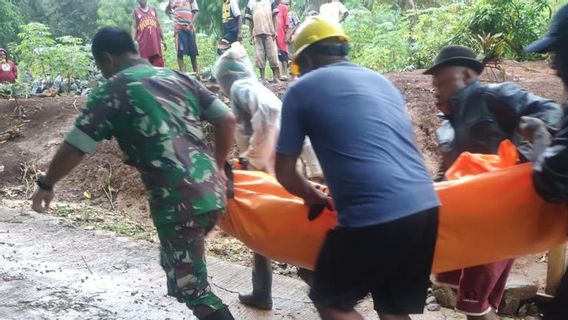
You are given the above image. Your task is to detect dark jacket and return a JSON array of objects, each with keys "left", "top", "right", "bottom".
[
  {"left": 437, "top": 80, "right": 563, "bottom": 171},
  {"left": 533, "top": 102, "right": 568, "bottom": 202}
]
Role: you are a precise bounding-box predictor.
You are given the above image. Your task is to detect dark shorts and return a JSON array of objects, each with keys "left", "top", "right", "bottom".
[
  {"left": 175, "top": 30, "right": 199, "bottom": 57},
  {"left": 309, "top": 207, "right": 439, "bottom": 315},
  {"left": 222, "top": 30, "right": 238, "bottom": 44},
  {"left": 278, "top": 50, "right": 289, "bottom": 62}
]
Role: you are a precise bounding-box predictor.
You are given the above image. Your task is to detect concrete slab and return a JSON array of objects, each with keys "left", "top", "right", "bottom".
[{"left": 0, "top": 207, "right": 468, "bottom": 319}]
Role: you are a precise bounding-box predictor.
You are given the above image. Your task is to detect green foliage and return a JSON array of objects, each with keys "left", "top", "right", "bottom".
[
  {"left": 466, "top": 0, "right": 551, "bottom": 59},
  {"left": 343, "top": 7, "right": 411, "bottom": 71},
  {"left": 338, "top": 0, "right": 554, "bottom": 72},
  {"left": 14, "top": 23, "right": 90, "bottom": 89},
  {"left": 97, "top": 0, "right": 136, "bottom": 32},
  {"left": 469, "top": 32, "right": 506, "bottom": 63},
  {"left": 52, "top": 36, "right": 91, "bottom": 91},
  {"left": 407, "top": 4, "right": 469, "bottom": 69},
  {"left": 17, "top": 0, "right": 100, "bottom": 39},
  {"left": 14, "top": 23, "right": 56, "bottom": 79},
  {"left": 0, "top": 0, "right": 23, "bottom": 46}
]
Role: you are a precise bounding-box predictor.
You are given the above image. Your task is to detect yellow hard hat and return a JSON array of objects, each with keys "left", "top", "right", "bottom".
[{"left": 291, "top": 16, "right": 349, "bottom": 62}]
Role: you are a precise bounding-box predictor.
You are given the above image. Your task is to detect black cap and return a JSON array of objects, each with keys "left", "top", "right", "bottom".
[
  {"left": 525, "top": 4, "right": 568, "bottom": 53},
  {"left": 424, "top": 45, "right": 484, "bottom": 75}
]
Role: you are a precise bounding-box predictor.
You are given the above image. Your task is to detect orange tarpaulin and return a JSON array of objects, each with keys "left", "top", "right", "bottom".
[{"left": 219, "top": 141, "right": 568, "bottom": 273}]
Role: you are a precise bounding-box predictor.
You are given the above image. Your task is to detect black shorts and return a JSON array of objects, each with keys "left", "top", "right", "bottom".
[
  {"left": 309, "top": 207, "right": 439, "bottom": 315},
  {"left": 222, "top": 30, "right": 238, "bottom": 44},
  {"left": 278, "top": 50, "right": 289, "bottom": 62}
]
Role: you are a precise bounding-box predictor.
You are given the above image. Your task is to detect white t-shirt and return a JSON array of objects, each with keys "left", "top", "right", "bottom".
[{"left": 319, "top": 1, "right": 348, "bottom": 23}]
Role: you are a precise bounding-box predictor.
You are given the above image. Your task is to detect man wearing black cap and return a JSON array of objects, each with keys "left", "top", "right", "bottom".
[
  {"left": 425, "top": 45, "right": 562, "bottom": 320},
  {"left": 524, "top": 4, "right": 568, "bottom": 320}
]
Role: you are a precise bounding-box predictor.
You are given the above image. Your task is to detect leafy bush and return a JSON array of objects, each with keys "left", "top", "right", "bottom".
[
  {"left": 14, "top": 23, "right": 91, "bottom": 91},
  {"left": 343, "top": 7, "right": 411, "bottom": 72},
  {"left": 465, "top": 0, "right": 551, "bottom": 59},
  {"left": 408, "top": 4, "right": 469, "bottom": 69}
]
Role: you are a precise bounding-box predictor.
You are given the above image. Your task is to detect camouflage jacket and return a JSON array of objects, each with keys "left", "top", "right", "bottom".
[{"left": 65, "top": 59, "right": 230, "bottom": 227}]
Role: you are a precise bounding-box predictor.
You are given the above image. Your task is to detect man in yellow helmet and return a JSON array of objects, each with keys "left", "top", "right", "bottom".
[{"left": 275, "top": 17, "right": 440, "bottom": 320}]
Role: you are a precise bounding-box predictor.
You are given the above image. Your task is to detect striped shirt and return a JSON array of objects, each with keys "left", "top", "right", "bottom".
[{"left": 167, "top": 0, "right": 199, "bottom": 31}]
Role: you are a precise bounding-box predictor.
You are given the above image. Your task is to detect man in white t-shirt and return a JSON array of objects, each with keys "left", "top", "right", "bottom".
[{"left": 319, "top": 0, "right": 348, "bottom": 23}]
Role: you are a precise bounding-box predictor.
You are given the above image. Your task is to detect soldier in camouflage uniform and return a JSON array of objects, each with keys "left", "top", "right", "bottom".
[{"left": 31, "top": 27, "right": 237, "bottom": 320}]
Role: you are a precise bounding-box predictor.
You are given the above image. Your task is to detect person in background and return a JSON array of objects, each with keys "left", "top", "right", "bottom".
[
  {"left": 132, "top": 0, "right": 167, "bottom": 67},
  {"left": 319, "top": 0, "right": 348, "bottom": 24},
  {"left": 276, "top": 17, "right": 440, "bottom": 320},
  {"left": 523, "top": 4, "right": 568, "bottom": 320},
  {"left": 213, "top": 42, "right": 323, "bottom": 310},
  {"left": 276, "top": 0, "right": 290, "bottom": 80},
  {"left": 245, "top": 0, "right": 281, "bottom": 83},
  {"left": 222, "top": 0, "right": 242, "bottom": 45},
  {"left": 30, "top": 27, "right": 236, "bottom": 320},
  {"left": 425, "top": 45, "right": 562, "bottom": 320},
  {"left": 166, "top": 0, "right": 200, "bottom": 74},
  {"left": 0, "top": 48, "right": 17, "bottom": 83}
]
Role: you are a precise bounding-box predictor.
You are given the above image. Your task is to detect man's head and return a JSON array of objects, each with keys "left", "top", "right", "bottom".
[
  {"left": 137, "top": 0, "right": 148, "bottom": 8},
  {"left": 91, "top": 27, "right": 138, "bottom": 79},
  {"left": 291, "top": 17, "right": 349, "bottom": 76},
  {"left": 526, "top": 4, "right": 568, "bottom": 87},
  {"left": 425, "top": 45, "right": 484, "bottom": 115}
]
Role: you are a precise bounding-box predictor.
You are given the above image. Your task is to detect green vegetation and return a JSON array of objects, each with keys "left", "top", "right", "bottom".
[
  {"left": 13, "top": 23, "right": 91, "bottom": 90},
  {"left": 1, "top": 0, "right": 568, "bottom": 77}
]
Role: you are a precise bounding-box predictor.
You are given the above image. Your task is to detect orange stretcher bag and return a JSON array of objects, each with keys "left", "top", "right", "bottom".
[{"left": 219, "top": 141, "right": 568, "bottom": 273}]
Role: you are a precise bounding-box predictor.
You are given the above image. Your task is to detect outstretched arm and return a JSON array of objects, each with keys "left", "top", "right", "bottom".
[{"left": 31, "top": 143, "right": 85, "bottom": 213}]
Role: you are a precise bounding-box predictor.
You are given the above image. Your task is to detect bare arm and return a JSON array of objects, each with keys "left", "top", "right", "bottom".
[
  {"left": 237, "top": 15, "right": 243, "bottom": 40},
  {"left": 132, "top": 14, "right": 138, "bottom": 40},
  {"left": 192, "top": 11, "right": 199, "bottom": 30},
  {"left": 275, "top": 153, "right": 328, "bottom": 205},
  {"left": 44, "top": 143, "right": 85, "bottom": 186},
  {"left": 273, "top": 13, "right": 279, "bottom": 36},
  {"left": 209, "top": 112, "right": 236, "bottom": 170},
  {"left": 31, "top": 142, "right": 85, "bottom": 212},
  {"left": 340, "top": 11, "right": 349, "bottom": 22}
]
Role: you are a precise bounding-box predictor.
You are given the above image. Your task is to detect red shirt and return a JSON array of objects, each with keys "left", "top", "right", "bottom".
[
  {"left": 276, "top": 4, "right": 289, "bottom": 52},
  {"left": 134, "top": 6, "right": 162, "bottom": 59},
  {"left": 0, "top": 60, "right": 17, "bottom": 83}
]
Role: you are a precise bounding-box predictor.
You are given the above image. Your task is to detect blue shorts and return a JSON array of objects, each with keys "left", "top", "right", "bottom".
[{"left": 175, "top": 30, "right": 199, "bottom": 57}]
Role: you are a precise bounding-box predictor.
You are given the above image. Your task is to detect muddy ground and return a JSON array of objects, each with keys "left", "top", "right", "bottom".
[{"left": 0, "top": 61, "right": 565, "bottom": 316}]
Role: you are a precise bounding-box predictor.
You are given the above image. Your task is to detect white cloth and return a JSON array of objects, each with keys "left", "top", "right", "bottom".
[
  {"left": 231, "top": 78, "right": 281, "bottom": 172},
  {"left": 214, "top": 43, "right": 322, "bottom": 176},
  {"left": 319, "top": 1, "right": 348, "bottom": 23}
]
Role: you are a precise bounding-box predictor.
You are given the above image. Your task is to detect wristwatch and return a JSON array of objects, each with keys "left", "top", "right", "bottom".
[{"left": 36, "top": 175, "right": 54, "bottom": 191}]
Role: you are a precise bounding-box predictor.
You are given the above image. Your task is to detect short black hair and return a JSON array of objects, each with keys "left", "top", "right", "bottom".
[{"left": 91, "top": 27, "right": 137, "bottom": 61}]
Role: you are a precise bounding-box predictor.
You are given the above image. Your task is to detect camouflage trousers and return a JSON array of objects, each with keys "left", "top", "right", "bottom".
[{"left": 156, "top": 210, "right": 226, "bottom": 319}]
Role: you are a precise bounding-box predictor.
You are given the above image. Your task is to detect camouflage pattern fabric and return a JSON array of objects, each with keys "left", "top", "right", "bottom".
[
  {"left": 158, "top": 210, "right": 225, "bottom": 318},
  {"left": 64, "top": 58, "right": 230, "bottom": 317},
  {"left": 66, "top": 58, "right": 228, "bottom": 227}
]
